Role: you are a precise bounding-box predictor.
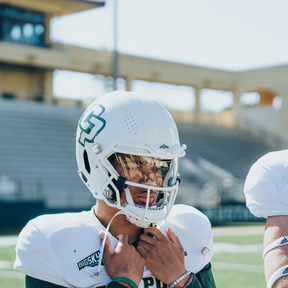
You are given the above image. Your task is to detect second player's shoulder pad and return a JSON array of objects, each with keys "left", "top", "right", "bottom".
[
  {"left": 158, "top": 204, "right": 213, "bottom": 274},
  {"left": 244, "top": 149, "right": 288, "bottom": 218}
]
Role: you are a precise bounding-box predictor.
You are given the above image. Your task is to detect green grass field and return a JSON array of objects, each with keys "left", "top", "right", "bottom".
[
  {"left": 0, "top": 223, "right": 266, "bottom": 288},
  {"left": 0, "top": 240, "right": 24, "bottom": 288},
  {"left": 212, "top": 234, "right": 265, "bottom": 288}
]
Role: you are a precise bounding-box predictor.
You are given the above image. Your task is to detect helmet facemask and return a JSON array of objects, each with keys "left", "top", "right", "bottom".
[{"left": 101, "top": 152, "right": 180, "bottom": 228}]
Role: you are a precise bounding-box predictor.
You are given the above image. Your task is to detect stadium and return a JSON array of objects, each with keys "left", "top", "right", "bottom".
[{"left": 0, "top": 1, "right": 287, "bottom": 287}]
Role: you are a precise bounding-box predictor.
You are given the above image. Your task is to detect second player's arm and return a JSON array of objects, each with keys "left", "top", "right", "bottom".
[{"left": 264, "top": 215, "right": 288, "bottom": 288}]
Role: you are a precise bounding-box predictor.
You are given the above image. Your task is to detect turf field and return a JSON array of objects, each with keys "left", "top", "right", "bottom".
[
  {"left": 0, "top": 223, "right": 266, "bottom": 288},
  {"left": 211, "top": 224, "right": 266, "bottom": 288},
  {"left": 0, "top": 236, "right": 24, "bottom": 288}
]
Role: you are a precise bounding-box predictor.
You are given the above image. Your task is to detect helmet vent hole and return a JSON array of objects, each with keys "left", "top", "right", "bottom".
[
  {"left": 83, "top": 149, "right": 91, "bottom": 174},
  {"left": 125, "top": 110, "right": 138, "bottom": 135}
]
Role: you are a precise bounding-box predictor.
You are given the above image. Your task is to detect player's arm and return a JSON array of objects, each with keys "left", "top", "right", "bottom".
[
  {"left": 264, "top": 215, "right": 288, "bottom": 288},
  {"left": 26, "top": 275, "right": 66, "bottom": 288},
  {"left": 187, "top": 263, "right": 216, "bottom": 288}
]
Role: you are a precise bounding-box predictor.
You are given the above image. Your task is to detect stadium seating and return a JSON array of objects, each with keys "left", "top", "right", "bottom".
[
  {"left": 177, "top": 124, "right": 274, "bottom": 180},
  {"left": 176, "top": 124, "right": 274, "bottom": 208},
  {"left": 0, "top": 99, "right": 94, "bottom": 209}
]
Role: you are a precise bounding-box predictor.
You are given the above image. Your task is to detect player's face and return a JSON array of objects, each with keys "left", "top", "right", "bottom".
[{"left": 109, "top": 153, "right": 173, "bottom": 207}]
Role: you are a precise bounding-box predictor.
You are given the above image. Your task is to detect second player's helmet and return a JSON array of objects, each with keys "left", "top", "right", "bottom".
[{"left": 76, "top": 91, "right": 186, "bottom": 228}]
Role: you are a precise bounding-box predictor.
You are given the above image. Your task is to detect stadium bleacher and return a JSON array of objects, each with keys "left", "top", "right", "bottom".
[
  {"left": 178, "top": 124, "right": 274, "bottom": 180},
  {"left": 175, "top": 124, "right": 275, "bottom": 210},
  {"left": 0, "top": 99, "right": 94, "bottom": 209}
]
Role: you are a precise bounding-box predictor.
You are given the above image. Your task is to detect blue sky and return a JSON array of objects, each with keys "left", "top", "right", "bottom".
[{"left": 51, "top": 0, "right": 287, "bottom": 111}]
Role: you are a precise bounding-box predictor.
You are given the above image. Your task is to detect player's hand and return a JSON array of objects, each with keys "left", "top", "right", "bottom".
[
  {"left": 99, "top": 232, "right": 145, "bottom": 287},
  {"left": 136, "top": 226, "right": 189, "bottom": 287}
]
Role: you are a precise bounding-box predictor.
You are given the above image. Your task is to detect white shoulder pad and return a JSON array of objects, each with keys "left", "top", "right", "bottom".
[
  {"left": 244, "top": 149, "right": 288, "bottom": 218},
  {"left": 14, "top": 218, "right": 67, "bottom": 287},
  {"left": 158, "top": 204, "right": 213, "bottom": 274},
  {"left": 14, "top": 210, "right": 106, "bottom": 288}
]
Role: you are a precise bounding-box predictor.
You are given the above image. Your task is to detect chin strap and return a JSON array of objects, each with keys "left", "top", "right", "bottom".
[{"left": 89, "top": 210, "right": 125, "bottom": 278}]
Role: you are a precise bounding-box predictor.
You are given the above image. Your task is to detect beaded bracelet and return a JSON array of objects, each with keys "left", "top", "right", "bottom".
[
  {"left": 170, "top": 271, "right": 192, "bottom": 288},
  {"left": 113, "top": 277, "right": 138, "bottom": 288}
]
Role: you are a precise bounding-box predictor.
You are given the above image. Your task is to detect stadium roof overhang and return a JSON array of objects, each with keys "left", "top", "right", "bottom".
[{"left": 0, "top": 0, "right": 105, "bottom": 17}]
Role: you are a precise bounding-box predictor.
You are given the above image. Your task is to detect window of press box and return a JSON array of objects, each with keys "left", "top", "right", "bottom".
[{"left": 0, "top": 5, "right": 45, "bottom": 47}]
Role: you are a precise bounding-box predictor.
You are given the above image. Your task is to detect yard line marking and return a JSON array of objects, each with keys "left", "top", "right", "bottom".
[
  {"left": 0, "top": 260, "right": 12, "bottom": 269},
  {"left": 212, "top": 262, "right": 264, "bottom": 273},
  {"left": 213, "top": 242, "right": 263, "bottom": 254},
  {"left": 0, "top": 236, "right": 18, "bottom": 247},
  {"left": 212, "top": 226, "right": 265, "bottom": 237},
  {"left": 0, "top": 270, "right": 25, "bottom": 279}
]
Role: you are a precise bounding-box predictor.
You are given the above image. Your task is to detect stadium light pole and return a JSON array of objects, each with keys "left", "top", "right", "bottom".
[{"left": 113, "top": 0, "right": 118, "bottom": 91}]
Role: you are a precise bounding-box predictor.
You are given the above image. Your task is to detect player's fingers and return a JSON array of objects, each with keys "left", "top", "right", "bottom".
[
  {"left": 136, "top": 242, "right": 150, "bottom": 258},
  {"left": 114, "top": 234, "right": 129, "bottom": 253},
  {"left": 144, "top": 227, "right": 166, "bottom": 241},
  {"left": 99, "top": 231, "right": 105, "bottom": 244},
  {"left": 137, "top": 238, "right": 154, "bottom": 251},
  {"left": 99, "top": 232, "right": 113, "bottom": 257},
  {"left": 139, "top": 233, "right": 157, "bottom": 245},
  {"left": 167, "top": 227, "right": 184, "bottom": 251},
  {"left": 117, "top": 234, "right": 129, "bottom": 244}
]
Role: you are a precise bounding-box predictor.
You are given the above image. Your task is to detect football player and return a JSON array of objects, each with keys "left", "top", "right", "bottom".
[
  {"left": 14, "top": 91, "right": 216, "bottom": 288},
  {"left": 244, "top": 149, "right": 288, "bottom": 288}
]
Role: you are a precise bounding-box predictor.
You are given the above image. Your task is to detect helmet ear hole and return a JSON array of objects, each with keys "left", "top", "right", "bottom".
[{"left": 83, "top": 149, "right": 91, "bottom": 174}]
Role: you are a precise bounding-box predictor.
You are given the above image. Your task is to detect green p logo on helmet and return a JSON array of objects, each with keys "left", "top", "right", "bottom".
[{"left": 78, "top": 104, "right": 106, "bottom": 147}]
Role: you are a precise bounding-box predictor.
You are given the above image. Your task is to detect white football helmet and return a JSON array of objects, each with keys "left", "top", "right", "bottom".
[{"left": 76, "top": 91, "right": 186, "bottom": 228}]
